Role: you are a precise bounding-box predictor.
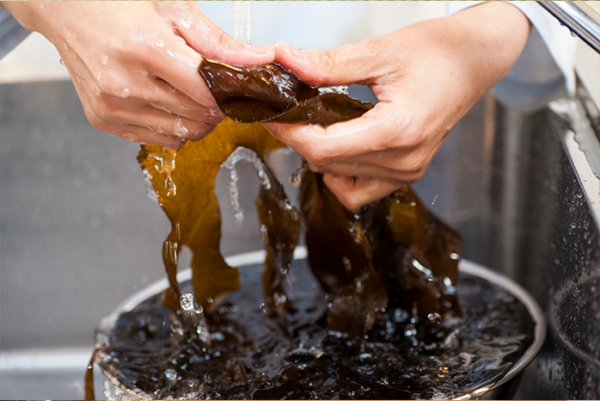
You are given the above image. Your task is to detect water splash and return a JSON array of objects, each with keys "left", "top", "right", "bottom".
[
  {"left": 221, "top": 147, "right": 271, "bottom": 225},
  {"left": 318, "top": 85, "right": 349, "bottom": 95},
  {"left": 147, "top": 148, "right": 177, "bottom": 199},
  {"left": 180, "top": 293, "right": 211, "bottom": 346},
  {"left": 142, "top": 168, "right": 158, "bottom": 203}
]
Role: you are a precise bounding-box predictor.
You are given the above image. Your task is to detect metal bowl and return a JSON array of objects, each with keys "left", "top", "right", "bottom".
[{"left": 93, "top": 248, "right": 546, "bottom": 400}]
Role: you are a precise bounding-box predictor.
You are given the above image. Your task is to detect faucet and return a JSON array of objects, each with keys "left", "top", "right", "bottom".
[{"left": 538, "top": 1, "right": 600, "bottom": 54}]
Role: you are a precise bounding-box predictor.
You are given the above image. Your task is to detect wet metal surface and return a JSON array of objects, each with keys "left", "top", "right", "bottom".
[{"left": 3, "top": 77, "right": 599, "bottom": 398}]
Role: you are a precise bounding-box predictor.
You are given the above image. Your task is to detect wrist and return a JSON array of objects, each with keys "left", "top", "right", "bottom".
[{"left": 1, "top": 2, "right": 68, "bottom": 45}]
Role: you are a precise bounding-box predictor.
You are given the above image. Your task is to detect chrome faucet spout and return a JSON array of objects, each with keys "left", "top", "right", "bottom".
[{"left": 538, "top": 1, "right": 600, "bottom": 54}]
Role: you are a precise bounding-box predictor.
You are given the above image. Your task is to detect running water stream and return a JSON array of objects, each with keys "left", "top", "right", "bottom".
[
  {"left": 223, "top": 1, "right": 254, "bottom": 224},
  {"left": 234, "top": 2, "right": 252, "bottom": 45}
]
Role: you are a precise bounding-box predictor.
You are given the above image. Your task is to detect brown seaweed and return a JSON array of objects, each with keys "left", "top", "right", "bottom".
[
  {"left": 137, "top": 58, "right": 462, "bottom": 340},
  {"left": 138, "top": 121, "right": 287, "bottom": 311},
  {"left": 198, "top": 59, "right": 373, "bottom": 126}
]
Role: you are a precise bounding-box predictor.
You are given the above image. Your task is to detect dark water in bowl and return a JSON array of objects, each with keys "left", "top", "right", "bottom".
[{"left": 96, "top": 260, "right": 534, "bottom": 400}]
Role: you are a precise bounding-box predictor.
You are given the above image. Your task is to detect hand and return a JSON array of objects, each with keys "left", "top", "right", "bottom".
[
  {"left": 2, "top": 2, "right": 274, "bottom": 149},
  {"left": 265, "top": 2, "right": 530, "bottom": 210}
]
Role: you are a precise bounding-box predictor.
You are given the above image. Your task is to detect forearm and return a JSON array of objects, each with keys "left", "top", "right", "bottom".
[{"left": 448, "top": 2, "right": 532, "bottom": 95}]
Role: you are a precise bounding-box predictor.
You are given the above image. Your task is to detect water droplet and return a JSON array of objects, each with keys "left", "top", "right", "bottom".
[
  {"left": 136, "top": 70, "right": 149, "bottom": 78},
  {"left": 170, "top": 319, "right": 184, "bottom": 337},
  {"left": 100, "top": 54, "right": 108, "bottom": 65},
  {"left": 117, "top": 87, "right": 130, "bottom": 98},
  {"left": 404, "top": 327, "right": 417, "bottom": 337},
  {"left": 210, "top": 331, "right": 225, "bottom": 341},
  {"left": 167, "top": 50, "right": 175, "bottom": 58},
  {"left": 164, "top": 368, "right": 177, "bottom": 386},
  {"left": 342, "top": 256, "right": 352, "bottom": 274},
  {"left": 393, "top": 308, "right": 409, "bottom": 323},
  {"left": 428, "top": 312, "right": 442, "bottom": 323},
  {"left": 323, "top": 377, "right": 336, "bottom": 388},
  {"left": 156, "top": 40, "right": 164, "bottom": 48},
  {"left": 274, "top": 292, "right": 287, "bottom": 307},
  {"left": 59, "top": 58, "right": 65, "bottom": 65}
]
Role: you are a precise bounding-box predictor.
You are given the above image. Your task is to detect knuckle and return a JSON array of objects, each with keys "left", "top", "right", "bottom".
[
  {"left": 401, "top": 129, "right": 427, "bottom": 149},
  {"left": 398, "top": 163, "right": 426, "bottom": 183},
  {"left": 306, "top": 148, "right": 333, "bottom": 165},
  {"left": 343, "top": 198, "right": 362, "bottom": 212},
  {"left": 406, "top": 170, "right": 425, "bottom": 184},
  {"left": 404, "top": 156, "right": 426, "bottom": 175},
  {"left": 216, "top": 30, "right": 236, "bottom": 49},
  {"left": 306, "top": 162, "right": 323, "bottom": 174},
  {"left": 88, "top": 96, "right": 111, "bottom": 117},
  {"left": 87, "top": 116, "right": 104, "bottom": 131},
  {"left": 85, "top": 110, "right": 109, "bottom": 132},
  {"left": 96, "top": 75, "right": 124, "bottom": 97}
]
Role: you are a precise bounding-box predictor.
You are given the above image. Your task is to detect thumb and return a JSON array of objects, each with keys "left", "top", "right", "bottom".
[{"left": 275, "top": 41, "right": 379, "bottom": 87}]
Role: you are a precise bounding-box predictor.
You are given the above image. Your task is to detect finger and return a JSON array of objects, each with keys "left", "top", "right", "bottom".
[
  {"left": 323, "top": 174, "right": 404, "bottom": 212},
  {"left": 274, "top": 40, "right": 387, "bottom": 87},
  {"left": 307, "top": 156, "right": 423, "bottom": 184},
  {"left": 97, "top": 100, "right": 217, "bottom": 140},
  {"left": 111, "top": 124, "right": 186, "bottom": 150},
  {"left": 141, "top": 77, "right": 225, "bottom": 123},
  {"left": 264, "top": 102, "right": 416, "bottom": 163}
]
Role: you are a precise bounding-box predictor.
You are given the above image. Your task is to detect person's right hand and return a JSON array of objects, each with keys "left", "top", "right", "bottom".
[{"left": 2, "top": 2, "right": 274, "bottom": 149}]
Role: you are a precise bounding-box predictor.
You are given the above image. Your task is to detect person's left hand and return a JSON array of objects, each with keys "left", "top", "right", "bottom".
[{"left": 265, "top": 2, "right": 530, "bottom": 211}]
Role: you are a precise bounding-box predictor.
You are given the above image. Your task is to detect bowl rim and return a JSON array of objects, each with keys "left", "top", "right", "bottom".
[{"left": 96, "top": 247, "right": 546, "bottom": 400}]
